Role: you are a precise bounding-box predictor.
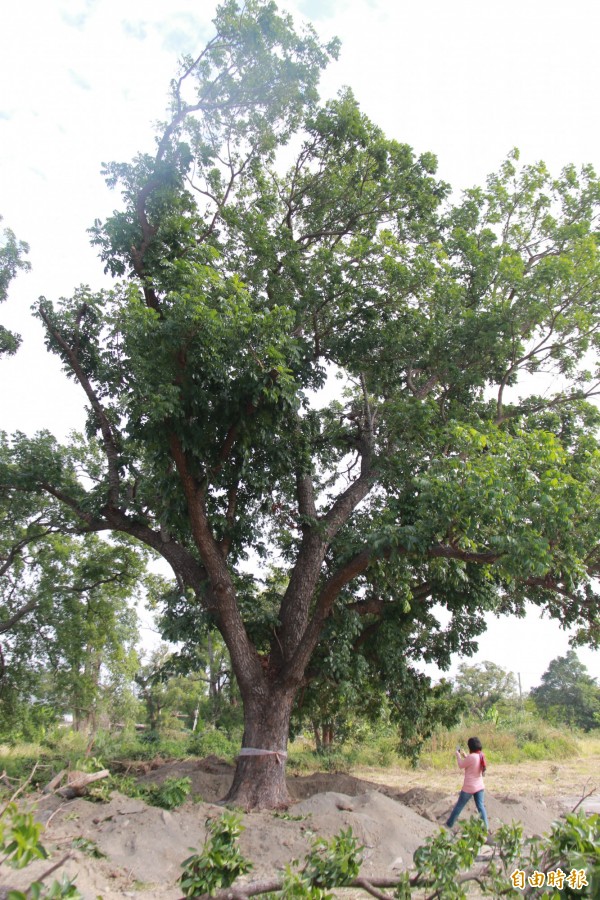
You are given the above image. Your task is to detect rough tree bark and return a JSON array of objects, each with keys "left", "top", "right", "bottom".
[{"left": 223, "top": 685, "right": 296, "bottom": 810}]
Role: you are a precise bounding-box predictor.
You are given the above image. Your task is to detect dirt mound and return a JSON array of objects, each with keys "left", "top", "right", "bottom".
[
  {"left": 486, "top": 793, "right": 562, "bottom": 836},
  {"left": 0, "top": 758, "right": 576, "bottom": 900},
  {"left": 292, "top": 790, "right": 437, "bottom": 874},
  {"left": 287, "top": 771, "right": 382, "bottom": 800},
  {"left": 393, "top": 787, "right": 447, "bottom": 822},
  {"left": 134, "top": 755, "right": 234, "bottom": 803}
]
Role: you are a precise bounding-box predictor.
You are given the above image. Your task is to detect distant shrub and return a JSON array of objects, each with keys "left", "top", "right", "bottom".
[
  {"left": 89, "top": 728, "right": 147, "bottom": 760},
  {"left": 111, "top": 774, "right": 192, "bottom": 809},
  {"left": 42, "top": 728, "right": 89, "bottom": 756},
  {"left": 187, "top": 729, "right": 238, "bottom": 760},
  {"left": 514, "top": 728, "right": 577, "bottom": 760},
  {"left": 314, "top": 749, "right": 353, "bottom": 774},
  {"left": 421, "top": 714, "right": 579, "bottom": 766}
]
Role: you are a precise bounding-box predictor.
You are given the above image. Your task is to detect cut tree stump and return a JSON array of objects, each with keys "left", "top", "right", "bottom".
[{"left": 43, "top": 769, "right": 68, "bottom": 794}]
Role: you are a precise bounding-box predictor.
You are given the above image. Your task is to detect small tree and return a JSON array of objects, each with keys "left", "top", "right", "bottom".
[{"left": 530, "top": 651, "right": 600, "bottom": 730}]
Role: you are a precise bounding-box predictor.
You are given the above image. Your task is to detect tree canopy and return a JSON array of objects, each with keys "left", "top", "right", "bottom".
[
  {"left": 3, "top": 0, "right": 600, "bottom": 807},
  {"left": 453, "top": 661, "right": 518, "bottom": 719},
  {"left": 530, "top": 651, "right": 600, "bottom": 731}
]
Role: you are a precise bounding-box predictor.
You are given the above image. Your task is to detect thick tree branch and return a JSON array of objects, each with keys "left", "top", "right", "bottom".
[
  {"left": 219, "top": 482, "right": 239, "bottom": 558},
  {"left": 0, "top": 597, "right": 39, "bottom": 635},
  {"left": 168, "top": 434, "right": 263, "bottom": 692},
  {"left": 270, "top": 470, "right": 323, "bottom": 669},
  {"left": 407, "top": 366, "right": 440, "bottom": 400},
  {"left": 428, "top": 543, "right": 501, "bottom": 564},
  {"left": 37, "top": 307, "right": 122, "bottom": 508},
  {"left": 285, "top": 549, "right": 374, "bottom": 685},
  {"left": 99, "top": 504, "right": 212, "bottom": 605},
  {"left": 39, "top": 483, "right": 104, "bottom": 531},
  {"left": 278, "top": 444, "right": 372, "bottom": 662},
  {"left": 0, "top": 511, "right": 62, "bottom": 577},
  {"left": 285, "top": 537, "right": 502, "bottom": 686},
  {"left": 322, "top": 460, "right": 374, "bottom": 541},
  {"left": 297, "top": 472, "right": 317, "bottom": 520},
  {"left": 0, "top": 531, "right": 46, "bottom": 577},
  {"left": 36, "top": 478, "right": 214, "bottom": 615},
  {"left": 347, "top": 595, "right": 385, "bottom": 617}
]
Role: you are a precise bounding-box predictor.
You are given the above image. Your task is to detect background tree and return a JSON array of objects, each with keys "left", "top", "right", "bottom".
[
  {"left": 5, "top": 0, "right": 600, "bottom": 808},
  {"left": 136, "top": 645, "right": 178, "bottom": 733},
  {"left": 41, "top": 538, "right": 142, "bottom": 733},
  {"left": 0, "top": 459, "right": 147, "bottom": 737},
  {"left": 0, "top": 215, "right": 30, "bottom": 356},
  {"left": 530, "top": 651, "right": 600, "bottom": 731},
  {"left": 453, "top": 661, "right": 518, "bottom": 719},
  {"left": 136, "top": 640, "right": 240, "bottom": 739}
]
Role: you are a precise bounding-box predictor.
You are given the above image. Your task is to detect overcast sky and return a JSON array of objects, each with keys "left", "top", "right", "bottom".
[{"left": 1, "top": 0, "right": 599, "bottom": 689}]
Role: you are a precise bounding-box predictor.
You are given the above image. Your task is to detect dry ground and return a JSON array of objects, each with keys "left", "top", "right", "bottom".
[{"left": 1, "top": 751, "right": 598, "bottom": 899}]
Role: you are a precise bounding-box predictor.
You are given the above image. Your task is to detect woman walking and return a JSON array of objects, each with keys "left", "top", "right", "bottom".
[{"left": 446, "top": 736, "right": 489, "bottom": 830}]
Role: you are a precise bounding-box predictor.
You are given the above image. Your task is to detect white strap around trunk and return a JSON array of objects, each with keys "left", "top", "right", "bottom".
[{"left": 238, "top": 747, "right": 288, "bottom": 765}]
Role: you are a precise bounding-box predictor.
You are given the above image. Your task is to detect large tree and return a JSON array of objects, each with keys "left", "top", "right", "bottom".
[{"left": 4, "top": 0, "right": 600, "bottom": 807}]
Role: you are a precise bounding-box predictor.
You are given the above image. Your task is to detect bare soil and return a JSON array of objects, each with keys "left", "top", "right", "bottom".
[{"left": 2, "top": 752, "right": 598, "bottom": 899}]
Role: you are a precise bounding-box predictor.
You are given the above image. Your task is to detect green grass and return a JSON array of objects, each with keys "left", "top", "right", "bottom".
[
  {"left": 421, "top": 716, "right": 581, "bottom": 767},
  {"left": 0, "top": 716, "right": 594, "bottom": 798},
  {"left": 287, "top": 714, "right": 588, "bottom": 773}
]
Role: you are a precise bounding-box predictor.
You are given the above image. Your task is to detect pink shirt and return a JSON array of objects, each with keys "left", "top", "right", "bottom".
[{"left": 456, "top": 751, "right": 485, "bottom": 793}]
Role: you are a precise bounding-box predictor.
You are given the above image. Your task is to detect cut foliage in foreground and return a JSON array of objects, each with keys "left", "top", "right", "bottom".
[{"left": 177, "top": 809, "right": 600, "bottom": 898}]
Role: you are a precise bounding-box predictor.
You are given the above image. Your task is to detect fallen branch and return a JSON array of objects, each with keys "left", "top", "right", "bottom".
[
  {"left": 176, "top": 871, "right": 481, "bottom": 899},
  {"left": 51, "top": 768, "right": 110, "bottom": 799},
  {"left": 0, "top": 854, "right": 75, "bottom": 900},
  {"left": 43, "top": 769, "right": 68, "bottom": 794},
  {"left": 176, "top": 850, "right": 514, "bottom": 900},
  {"left": 0, "top": 762, "right": 38, "bottom": 817},
  {"left": 353, "top": 877, "right": 401, "bottom": 899},
  {"left": 44, "top": 802, "right": 70, "bottom": 830},
  {"left": 571, "top": 780, "right": 596, "bottom": 814},
  {"left": 33, "top": 853, "right": 74, "bottom": 885}
]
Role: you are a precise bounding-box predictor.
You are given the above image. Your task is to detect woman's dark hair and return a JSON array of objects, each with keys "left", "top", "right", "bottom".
[{"left": 467, "top": 736, "right": 486, "bottom": 774}]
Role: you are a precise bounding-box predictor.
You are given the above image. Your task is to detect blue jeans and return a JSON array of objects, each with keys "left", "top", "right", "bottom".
[{"left": 446, "top": 790, "right": 488, "bottom": 829}]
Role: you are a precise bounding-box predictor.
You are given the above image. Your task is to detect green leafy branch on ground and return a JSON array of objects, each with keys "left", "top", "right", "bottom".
[
  {"left": 87, "top": 772, "right": 192, "bottom": 809},
  {"left": 178, "top": 807, "right": 600, "bottom": 899},
  {"left": 0, "top": 787, "right": 81, "bottom": 899},
  {"left": 180, "top": 812, "right": 252, "bottom": 897}
]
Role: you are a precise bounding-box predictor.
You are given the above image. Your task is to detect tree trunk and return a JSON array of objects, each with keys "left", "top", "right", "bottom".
[
  {"left": 223, "top": 687, "right": 294, "bottom": 810},
  {"left": 313, "top": 721, "right": 322, "bottom": 752}
]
